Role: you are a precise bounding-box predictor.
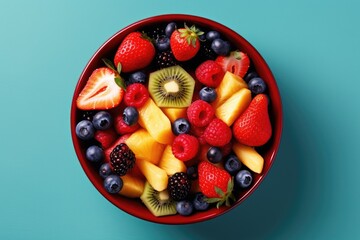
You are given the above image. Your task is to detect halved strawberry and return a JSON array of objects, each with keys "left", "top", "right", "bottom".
[
  {"left": 76, "top": 67, "right": 124, "bottom": 110},
  {"left": 215, "top": 51, "right": 250, "bottom": 78}
]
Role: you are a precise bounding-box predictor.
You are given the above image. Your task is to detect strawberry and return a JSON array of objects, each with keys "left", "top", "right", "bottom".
[
  {"left": 198, "top": 161, "right": 235, "bottom": 208},
  {"left": 215, "top": 50, "right": 250, "bottom": 78},
  {"left": 76, "top": 67, "right": 124, "bottom": 110},
  {"left": 170, "top": 24, "right": 203, "bottom": 61},
  {"left": 114, "top": 32, "right": 155, "bottom": 73},
  {"left": 233, "top": 94, "right": 272, "bottom": 146}
]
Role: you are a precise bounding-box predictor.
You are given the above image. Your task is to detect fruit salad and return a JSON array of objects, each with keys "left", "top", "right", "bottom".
[{"left": 74, "top": 21, "right": 273, "bottom": 217}]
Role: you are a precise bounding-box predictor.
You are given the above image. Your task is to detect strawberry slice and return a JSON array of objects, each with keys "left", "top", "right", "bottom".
[
  {"left": 76, "top": 67, "right": 124, "bottom": 110},
  {"left": 215, "top": 51, "right": 250, "bottom": 78}
]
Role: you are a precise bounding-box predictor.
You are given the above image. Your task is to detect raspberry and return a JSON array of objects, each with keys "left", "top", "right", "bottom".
[
  {"left": 190, "top": 125, "right": 207, "bottom": 145},
  {"left": 195, "top": 60, "right": 225, "bottom": 88},
  {"left": 124, "top": 83, "right": 149, "bottom": 108},
  {"left": 114, "top": 115, "right": 139, "bottom": 135},
  {"left": 172, "top": 134, "right": 199, "bottom": 161},
  {"left": 110, "top": 143, "right": 136, "bottom": 176},
  {"left": 203, "top": 118, "right": 232, "bottom": 147},
  {"left": 168, "top": 172, "right": 191, "bottom": 201},
  {"left": 187, "top": 100, "right": 215, "bottom": 127},
  {"left": 94, "top": 129, "right": 117, "bottom": 149}
]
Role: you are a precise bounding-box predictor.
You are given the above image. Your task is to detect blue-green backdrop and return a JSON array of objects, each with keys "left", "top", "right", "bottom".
[{"left": 1, "top": 0, "right": 359, "bottom": 239}]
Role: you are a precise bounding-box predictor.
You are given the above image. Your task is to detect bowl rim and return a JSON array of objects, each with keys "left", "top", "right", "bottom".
[{"left": 70, "top": 13, "right": 283, "bottom": 225}]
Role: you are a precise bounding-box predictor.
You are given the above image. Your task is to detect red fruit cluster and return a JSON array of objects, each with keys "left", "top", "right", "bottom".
[
  {"left": 187, "top": 100, "right": 214, "bottom": 127},
  {"left": 203, "top": 118, "right": 232, "bottom": 147},
  {"left": 195, "top": 60, "right": 225, "bottom": 88},
  {"left": 124, "top": 83, "right": 149, "bottom": 108},
  {"left": 172, "top": 134, "right": 199, "bottom": 161}
]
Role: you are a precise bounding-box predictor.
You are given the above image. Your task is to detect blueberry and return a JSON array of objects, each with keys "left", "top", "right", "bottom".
[
  {"left": 176, "top": 200, "right": 194, "bottom": 216},
  {"left": 244, "top": 71, "right": 258, "bottom": 83},
  {"left": 206, "top": 31, "right": 220, "bottom": 41},
  {"left": 248, "top": 77, "right": 267, "bottom": 94},
  {"left": 235, "top": 170, "right": 253, "bottom": 188},
  {"left": 123, "top": 107, "right": 139, "bottom": 126},
  {"left": 104, "top": 175, "right": 123, "bottom": 194},
  {"left": 193, "top": 192, "right": 209, "bottom": 211},
  {"left": 198, "top": 33, "right": 206, "bottom": 41},
  {"left": 207, "top": 147, "right": 223, "bottom": 163},
  {"left": 99, "top": 163, "right": 112, "bottom": 179},
  {"left": 128, "top": 71, "right": 147, "bottom": 85},
  {"left": 75, "top": 120, "right": 95, "bottom": 140},
  {"left": 172, "top": 118, "right": 190, "bottom": 136},
  {"left": 86, "top": 145, "right": 104, "bottom": 163},
  {"left": 199, "top": 87, "right": 217, "bottom": 103},
  {"left": 155, "top": 36, "right": 170, "bottom": 52},
  {"left": 92, "top": 111, "right": 112, "bottom": 130},
  {"left": 211, "top": 39, "right": 230, "bottom": 56},
  {"left": 186, "top": 165, "right": 198, "bottom": 180},
  {"left": 165, "top": 22, "right": 177, "bottom": 37},
  {"left": 224, "top": 155, "right": 242, "bottom": 175}
]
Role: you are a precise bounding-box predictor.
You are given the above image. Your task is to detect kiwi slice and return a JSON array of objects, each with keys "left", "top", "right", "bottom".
[
  {"left": 140, "top": 181, "right": 177, "bottom": 217},
  {"left": 149, "top": 65, "right": 195, "bottom": 108}
]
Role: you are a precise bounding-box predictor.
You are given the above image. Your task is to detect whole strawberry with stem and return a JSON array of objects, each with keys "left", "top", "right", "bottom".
[
  {"left": 170, "top": 24, "right": 204, "bottom": 61},
  {"left": 198, "top": 161, "right": 236, "bottom": 208},
  {"left": 233, "top": 94, "right": 272, "bottom": 146},
  {"left": 114, "top": 32, "right": 155, "bottom": 73}
]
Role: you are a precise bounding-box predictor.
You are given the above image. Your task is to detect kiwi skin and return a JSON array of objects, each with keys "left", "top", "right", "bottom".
[
  {"left": 140, "top": 182, "right": 177, "bottom": 217},
  {"left": 148, "top": 65, "right": 195, "bottom": 108}
]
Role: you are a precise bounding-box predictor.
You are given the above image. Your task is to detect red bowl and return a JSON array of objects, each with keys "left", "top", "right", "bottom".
[{"left": 70, "top": 14, "right": 282, "bottom": 224}]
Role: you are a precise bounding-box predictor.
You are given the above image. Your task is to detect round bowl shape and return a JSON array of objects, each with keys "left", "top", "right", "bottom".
[{"left": 70, "top": 14, "right": 282, "bottom": 224}]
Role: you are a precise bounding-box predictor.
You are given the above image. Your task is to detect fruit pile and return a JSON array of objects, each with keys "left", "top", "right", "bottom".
[{"left": 74, "top": 22, "right": 272, "bottom": 217}]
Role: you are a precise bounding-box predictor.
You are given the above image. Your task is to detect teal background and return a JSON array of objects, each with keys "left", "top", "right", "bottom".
[{"left": 1, "top": 0, "right": 359, "bottom": 239}]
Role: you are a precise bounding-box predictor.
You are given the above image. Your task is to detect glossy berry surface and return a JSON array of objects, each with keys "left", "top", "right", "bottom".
[
  {"left": 92, "top": 111, "right": 112, "bottom": 130},
  {"left": 128, "top": 71, "right": 147, "bottom": 85},
  {"left": 165, "top": 22, "right": 177, "bottom": 37},
  {"left": 176, "top": 200, "right": 194, "bottom": 216},
  {"left": 199, "top": 87, "right": 217, "bottom": 103},
  {"left": 123, "top": 107, "right": 139, "bottom": 126},
  {"left": 207, "top": 147, "right": 223, "bottom": 163},
  {"left": 211, "top": 38, "right": 230, "bottom": 56},
  {"left": 99, "top": 163, "right": 112, "bottom": 179},
  {"left": 244, "top": 71, "right": 259, "bottom": 82},
  {"left": 104, "top": 175, "right": 123, "bottom": 194},
  {"left": 193, "top": 192, "right": 209, "bottom": 211},
  {"left": 195, "top": 60, "right": 225, "bottom": 88},
  {"left": 206, "top": 31, "right": 220, "bottom": 41},
  {"left": 75, "top": 120, "right": 95, "bottom": 140},
  {"left": 168, "top": 172, "right": 191, "bottom": 201},
  {"left": 172, "top": 118, "right": 191, "bottom": 136},
  {"left": 224, "top": 155, "right": 242, "bottom": 175},
  {"left": 248, "top": 77, "right": 267, "bottom": 94},
  {"left": 86, "top": 145, "right": 104, "bottom": 162},
  {"left": 155, "top": 36, "right": 170, "bottom": 52},
  {"left": 235, "top": 170, "right": 253, "bottom": 188},
  {"left": 124, "top": 83, "right": 149, "bottom": 108}
]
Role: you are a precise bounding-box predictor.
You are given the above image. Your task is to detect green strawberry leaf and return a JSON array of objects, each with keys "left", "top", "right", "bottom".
[
  {"left": 215, "top": 186, "right": 225, "bottom": 198},
  {"left": 204, "top": 197, "right": 222, "bottom": 203},
  {"left": 117, "top": 62, "right": 122, "bottom": 74},
  {"left": 115, "top": 76, "right": 126, "bottom": 91},
  {"left": 102, "top": 58, "right": 116, "bottom": 72}
]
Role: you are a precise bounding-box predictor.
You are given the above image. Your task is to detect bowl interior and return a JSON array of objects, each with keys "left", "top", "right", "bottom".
[{"left": 71, "top": 14, "right": 282, "bottom": 224}]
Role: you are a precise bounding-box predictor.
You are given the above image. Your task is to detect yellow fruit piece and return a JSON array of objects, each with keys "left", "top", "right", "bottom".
[
  {"left": 125, "top": 128, "right": 165, "bottom": 165},
  {"left": 136, "top": 157, "right": 168, "bottom": 191},
  {"left": 232, "top": 141, "right": 264, "bottom": 174},
  {"left": 161, "top": 107, "right": 187, "bottom": 123},
  {"left": 119, "top": 174, "right": 145, "bottom": 198},
  {"left": 212, "top": 71, "right": 248, "bottom": 108},
  {"left": 158, "top": 145, "right": 187, "bottom": 175},
  {"left": 138, "top": 98, "right": 175, "bottom": 145},
  {"left": 215, "top": 88, "right": 252, "bottom": 126}
]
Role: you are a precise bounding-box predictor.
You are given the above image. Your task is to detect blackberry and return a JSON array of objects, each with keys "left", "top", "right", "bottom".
[
  {"left": 198, "top": 41, "right": 217, "bottom": 60},
  {"left": 144, "top": 26, "right": 165, "bottom": 41},
  {"left": 155, "top": 50, "right": 177, "bottom": 69},
  {"left": 109, "top": 143, "right": 135, "bottom": 176},
  {"left": 168, "top": 172, "right": 191, "bottom": 201},
  {"left": 80, "top": 110, "right": 96, "bottom": 121}
]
